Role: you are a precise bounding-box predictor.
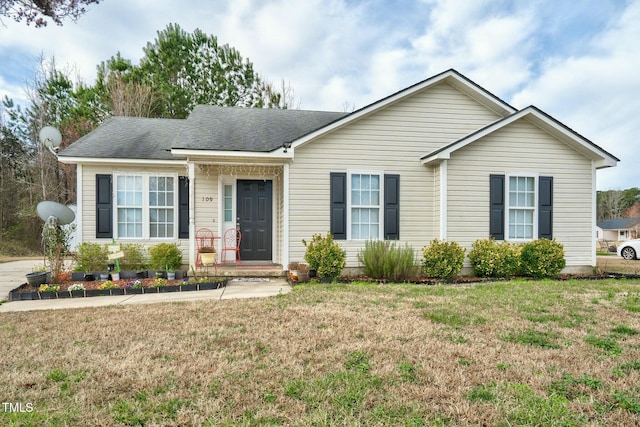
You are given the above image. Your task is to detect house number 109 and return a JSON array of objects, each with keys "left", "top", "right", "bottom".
[{"left": 202, "top": 197, "right": 214, "bottom": 202}]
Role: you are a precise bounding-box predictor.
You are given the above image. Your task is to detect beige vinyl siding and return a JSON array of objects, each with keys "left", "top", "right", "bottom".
[
  {"left": 447, "top": 118, "right": 594, "bottom": 267},
  {"left": 193, "top": 167, "right": 218, "bottom": 238},
  {"left": 289, "top": 82, "right": 501, "bottom": 266},
  {"left": 81, "top": 164, "right": 190, "bottom": 264}
]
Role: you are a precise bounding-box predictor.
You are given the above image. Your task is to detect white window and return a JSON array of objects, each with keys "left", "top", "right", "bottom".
[
  {"left": 224, "top": 185, "right": 233, "bottom": 222},
  {"left": 350, "top": 173, "right": 381, "bottom": 239},
  {"left": 115, "top": 174, "right": 176, "bottom": 239},
  {"left": 507, "top": 176, "right": 535, "bottom": 240}
]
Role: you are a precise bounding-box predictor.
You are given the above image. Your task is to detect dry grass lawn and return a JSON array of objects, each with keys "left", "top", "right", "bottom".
[{"left": 1, "top": 279, "right": 640, "bottom": 426}]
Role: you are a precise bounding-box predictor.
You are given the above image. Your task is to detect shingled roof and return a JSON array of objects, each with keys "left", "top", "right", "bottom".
[
  {"left": 58, "top": 107, "right": 348, "bottom": 160},
  {"left": 58, "top": 116, "right": 186, "bottom": 160},
  {"left": 173, "top": 105, "right": 347, "bottom": 152}
]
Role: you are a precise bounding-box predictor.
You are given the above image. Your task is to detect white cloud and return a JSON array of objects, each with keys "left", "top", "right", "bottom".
[{"left": 0, "top": 0, "right": 637, "bottom": 188}]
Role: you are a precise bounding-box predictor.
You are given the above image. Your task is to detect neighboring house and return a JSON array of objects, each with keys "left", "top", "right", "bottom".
[
  {"left": 596, "top": 218, "right": 640, "bottom": 242},
  {"left": 57, "top": 69, "right": 619, "bottom": 274}
]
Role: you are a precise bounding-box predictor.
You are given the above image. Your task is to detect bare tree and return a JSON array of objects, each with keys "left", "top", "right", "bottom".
[
  {"left": 598, "top": 190, "right": 626, "bottom": 221},
  {"left": 107, "top": 74, "right": 159, "bottom": 117},
  {"left": 0, "top": 0, "right": 101, "bottom": 27}
]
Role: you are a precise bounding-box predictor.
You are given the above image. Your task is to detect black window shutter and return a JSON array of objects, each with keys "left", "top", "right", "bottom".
[
  {"left": 489, "top": 174, "right": 505, "bottom": 240},
  {"left": 178, "top": 176, "right": 189, "bottom": 238},
  {"left": 96, "top": 174, "right": 113, "bottom": 238},
  {"left": 538, "top": 176, "right": 553, "bottom": 239},
  {"left": 330, "top": 172, "right": 347, "bottom": 240},
  {"left": 384, "top": 174, "right": 400, "bottom": 240}
]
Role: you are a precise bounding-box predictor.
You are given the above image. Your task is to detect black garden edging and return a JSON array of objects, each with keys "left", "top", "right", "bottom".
[{"left": 8, "top": 280, "right": 227, "bottom": 302}]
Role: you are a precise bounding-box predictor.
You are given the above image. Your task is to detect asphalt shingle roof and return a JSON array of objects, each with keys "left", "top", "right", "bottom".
[
  {"left": 173, "top": 105, "right": 347, "bottom": 152},
  {"left": 597, "top": 218, "right": 640, "bottom": 230},
  {"left": 58, "top": 116, "right": 185, "bottom": 160},
  {"left": 58, "top": 107, "right": 348, "bottom": 160}
]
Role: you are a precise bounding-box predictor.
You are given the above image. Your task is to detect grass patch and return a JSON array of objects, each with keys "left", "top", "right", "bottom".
[
  {"left": 501, "top": 328, "right": 562, "bottom": 349},
  {"left": 2, "top": 278, "right": 640, "bottom": 425},
  {"left": 585, "top": 335, "right": 622, "bottom": 356},
  {"left": 423, "top": 308, "right": 486, "bottom": 328}
]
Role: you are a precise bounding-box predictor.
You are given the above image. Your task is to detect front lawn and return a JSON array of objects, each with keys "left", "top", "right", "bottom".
[{"left": 1, "top": 279, "right": 639, "bottom": 425}]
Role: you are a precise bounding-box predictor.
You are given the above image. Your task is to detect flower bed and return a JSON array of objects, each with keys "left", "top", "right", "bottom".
[{"left": 8, "top": 277, "right": 227, "bottom": 301}]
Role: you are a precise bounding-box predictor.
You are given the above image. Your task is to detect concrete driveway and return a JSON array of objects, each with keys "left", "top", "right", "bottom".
[{"left": 0, "top": 260, "right": 291, "bottom": 312}]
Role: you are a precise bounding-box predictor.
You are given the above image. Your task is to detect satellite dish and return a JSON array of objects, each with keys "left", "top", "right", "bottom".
[
  {"left": 36, "top": 201, "right": 75, "bottom": 225},
  {"left": 39, "top": 126, "right": 62, "bottom": 153}
]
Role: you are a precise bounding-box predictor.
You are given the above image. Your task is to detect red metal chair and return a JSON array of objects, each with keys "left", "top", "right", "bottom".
[
  {"left": 221, "top": 228, "right": 241, "bottom": 265},
  {"left": 195, "top": 228, "right": 216, "bottom": 268}
]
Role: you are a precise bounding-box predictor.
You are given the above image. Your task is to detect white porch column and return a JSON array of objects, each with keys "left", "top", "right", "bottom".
[
  {"left": 76, "top": 163, "right": 83, "bottom": 245},
  {"left": 282, "top": 163, "right": 290, "bottom": 268},
  {"left": 439, "top": 159, "right": 448, "bottom": 240},
  {"left": 188, "top": 162, "right": 196, "bottom": 269}
]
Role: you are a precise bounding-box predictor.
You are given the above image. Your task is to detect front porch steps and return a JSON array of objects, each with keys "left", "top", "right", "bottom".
[{"left": 194, "top": 263, "right": 286, "bottom": 278}]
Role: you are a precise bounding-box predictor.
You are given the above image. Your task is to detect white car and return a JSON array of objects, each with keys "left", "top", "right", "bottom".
[{"left": 617, "top": 239, "right": 640, "bottom": 260}]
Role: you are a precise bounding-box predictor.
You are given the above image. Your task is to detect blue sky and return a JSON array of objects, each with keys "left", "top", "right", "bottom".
[{"left": 0, "top": 0, "right": 638, "bottom": 190}]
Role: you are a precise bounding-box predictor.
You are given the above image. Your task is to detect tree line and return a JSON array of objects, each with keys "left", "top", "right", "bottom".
[{"left": 0, "top": 23, "right": 294, "bottom": 254}]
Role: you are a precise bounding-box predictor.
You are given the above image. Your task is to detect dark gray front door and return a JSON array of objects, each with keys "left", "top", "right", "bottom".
[{"left": 237, "top": 180, "right": 273, "bottom": 261}]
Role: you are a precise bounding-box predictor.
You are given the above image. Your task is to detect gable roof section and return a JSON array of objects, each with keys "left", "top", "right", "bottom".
[
  {"left": 58, "top": 116, "right": 185, "bottom": 162},
  {"left": 291, "top": 68, "right": 518, "bottom": 148},
  {"left": 172, "top": 105, "right": 347, "bottom": 152},
  {"left": 420, "top": 105, "right": 620, "bottom": 169}
]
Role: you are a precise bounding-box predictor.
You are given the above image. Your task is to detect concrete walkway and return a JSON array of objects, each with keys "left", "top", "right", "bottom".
[{"left": 0, "top": 260, "right": 291, "bottom": 313}]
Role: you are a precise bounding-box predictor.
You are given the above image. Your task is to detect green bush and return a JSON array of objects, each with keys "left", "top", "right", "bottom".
[
  {"left": 119, "top": 243, "right": 148, "bottom": 271},
  {"left": 520, "top": 238, "right": 566, "bottom": 278},
  {"left": 357, "top": 240, "right": 418, "bottom": 281},
  {"left": 468, "top": 238, "right": 522, "bottom": 278},
  {"left": 422, "top": 239, "right": 465, "bottom": 279},
  {"left": 74, "top": 242, "right": 108, "bottom": 272},
  {"left": 303, "top": 232, "right": 346, "bottom": 280},
  {"left": 149, "top": 243, "right": 183, "bottom": 271}
]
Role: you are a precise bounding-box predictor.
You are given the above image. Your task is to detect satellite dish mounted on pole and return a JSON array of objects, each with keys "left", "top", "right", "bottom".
[{"left": 39, "top": 126, "right": 62, "bottom": 155}]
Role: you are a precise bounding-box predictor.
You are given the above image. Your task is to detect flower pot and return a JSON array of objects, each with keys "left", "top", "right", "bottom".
[
  {"left": 158, "top": 285, "right": 178, "bottom": 293},
  {"left": 200, "top": 252, "right": 216, "bottom": 266},
  {"left": 167, "top": 271, "right": 176, "bottom": 280},
  {"left": 58, "top": 291, "right": 73, "bottom": 299},
  {"left": 38, "top": 292, "right": 57, "bottom": 299},
  {"left": 111, "top": 272, "right": 120, "bottom": 281},
  {"left": 180, "top": 283, "right": 198, "bottom": 292},
  {"left": 110, "top": 288, "right": 125, "bottom": 296},
  {"left": 125, "top": 287, "right": 144, "bottom": 295},
  {"left": 70, "top": 290, "right": 85, "bottom": 298},
  {"left": 298, "top": 272, "right": 310, "bottom": 283},
  {"left": 83, "top": 273, "right": 95, "bottom": 281},
  {"left": 26, "top": 271, "right": 50, "bottom": 286},
  {"left": 154, "top": 270, "right": 166, "bottom": 279},
  {"left": 99, "top": 273, "right": 109, "bottom": 281},
  {"left": 136, "top": 270, "right": 148, "bottom": 279},
  {"left": 308, "top": 269, "right": 317, "bottom": 278},
  {"left": 289, "top": 270, "right": 299, "bottom": 281},
  {"left": 198, "top": 282, "right": 218, "bottom": 291}
]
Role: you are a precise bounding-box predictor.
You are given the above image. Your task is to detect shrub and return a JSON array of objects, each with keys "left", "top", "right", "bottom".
[
  {"left": 520, "top": 238, "right": 566, "bottom": 278},
  {"left": 357, "top": 240, "right": 418, "bottom": 281},
  {"left": 75, "top": 242, "right": 108, "bottom": 272},
  {"left": 422, "top": 239, "right": 465, "bottom": 279},
  {"left": 468, "top": 238, "right": 522, "bottom": 278},
  {"left": 303, "top": 233, "right": 346, "bottom": 280},
  {"left": 119, "top": 243, "right": 148, "bottom": 271},
  {"left": 149, "top": 243, "right": 183, "bottom": 271}
]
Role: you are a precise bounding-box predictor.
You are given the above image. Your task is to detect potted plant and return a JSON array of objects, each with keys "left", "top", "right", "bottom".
[
  {"left": 67, "top": 283, "right": 86, "bottom": 298},
  {"left": 199, "top": 246, "right": 216, "bottom": 266},
  {"left": 26, "top": 265, "right": 50, "bottom": 286},
  {"left": 38, "top": 284, "right": 60, "bottom": 299},
  {"left": 149, "top": 243, "right": 183, "bottom": 278},
  {"left": 297, "top": 263, "right": 310, "bottom": 282}
]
